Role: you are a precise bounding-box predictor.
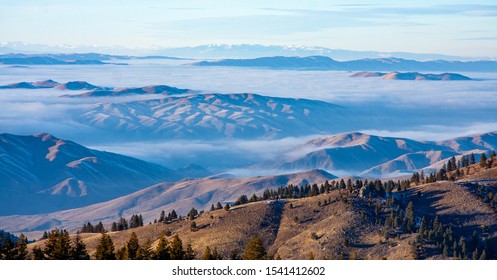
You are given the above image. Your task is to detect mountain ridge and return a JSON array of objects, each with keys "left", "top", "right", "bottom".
[
  {"left": 0, "top": 132, "right": 184, "bottom": 215},
  {"left": 192, "top": 55, "right": 497, "bottom": 72},
  {"left": 0, "top": 169, "right": 337, "bottom": 237}
]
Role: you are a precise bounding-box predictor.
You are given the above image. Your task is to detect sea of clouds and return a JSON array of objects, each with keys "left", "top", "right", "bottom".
[{"left": 1, "top": 60, "right": 496, "bottom": 175}]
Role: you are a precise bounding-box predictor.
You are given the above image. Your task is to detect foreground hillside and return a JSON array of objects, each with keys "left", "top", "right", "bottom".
[
  {"left": 23, "top": 161, "right": 497, "bottom": 260},
  {"left": 0, "top": 169, "right": 336, "bottom": 239}
]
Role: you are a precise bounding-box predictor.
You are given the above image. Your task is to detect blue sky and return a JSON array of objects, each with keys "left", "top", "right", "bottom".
[{"left": 1, "top": 0, "right": 497, "bottom": 56}]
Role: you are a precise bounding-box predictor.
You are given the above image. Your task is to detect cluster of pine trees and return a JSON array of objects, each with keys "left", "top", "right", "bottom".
[
  {"left": 31, "top": 228, "right": 90, "bottom": 260},
  {"left": 156, "top": 210, "right": 178, "bottom": 224},
  {"left": 0, "top": 231, "right": 28, "bottom": 260},
  {"left": 111, "top": 214, "right": 144, "bottom": 232},
  {"left": 412, "top": 152, "right": 496, "bottom": 185},
  {"left": 93, "top": 231, "right": 196, "bottom": 260},
  {"left": 228, "top": 179, "right": 412, "bottom": 208},
  {"left": 374, "top": 197, "right": 492, "bottom": 260},
  {"left": 80, "top": 221, "right": 105, "bottom": 233}
]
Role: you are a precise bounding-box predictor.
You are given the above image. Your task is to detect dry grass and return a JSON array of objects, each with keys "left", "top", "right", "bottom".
[{"left": 27, "top": 166, "right": 497, "bottom": 260}]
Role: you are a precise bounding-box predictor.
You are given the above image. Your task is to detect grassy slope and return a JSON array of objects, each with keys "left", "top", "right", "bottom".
[{"left": 28, "top": 166, "right": 497, "bottom": 260}]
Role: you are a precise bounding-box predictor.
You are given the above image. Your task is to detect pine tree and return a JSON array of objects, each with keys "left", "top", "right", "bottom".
[
  {"left": 480, "top": 153, "right": 487, "bottom": 167},
  {"left": 111, "top": 222, "right": 118, "bottom": 232},
  {"left": 216, "top": 202, "right": 223, "bottom": 210},
  {"left": 41, "top": 231, "right": 48, "bottom": 240},
  {"left": 15, "top": 233, "right": 28, "bottom": 260},
  {"left": 116, "top": 247, "right": 127, "bottom": 260},
  {"left": 210, "top": 204, "right": 215, "bottom": 211},
  {"left": 224, "top": 204, "right": 230, "bottom": 211},
  {"left": 170, "top": 235, "right": 185, "bottom": 260},
  {"left": 137, "top": 239, "right": 153, "bottom": 260},
  {"left": 184, "top": 242, "right": 196, "bottom": 260},
  {"left": 243, "top": 237, "right": 266, "bottom": 260},
  {"left": 32, "top": 246, "right": 45, "bottom": 260},
  {"left": 126, "top": 232, "right": 140, "bottom": 260},
  {"left": 154, "top": 233, "right": 170, "bottom": 260},
  {"left": 95, "top": 232, "right": 115, "bottom": 260},
  {"left": 188, "top": 208, "right": 198, "bottom": 220},
  {"left": 202, "top": 246, "right": 213, "bottom": 260},
  {"left": 171, "top": 210, "right": 178, "bottom": 220},
  {"left": 405, "top": 201, "right": 415, "bottom": 232},
  {"left": 71, "top": 233, "right": 90, "bottom": 260},
  {"left": 44, "top": 228, "right": 72, "bottom": 260},
  {"left": 470, "top": 153, "right": 476, "bottom": 165}
]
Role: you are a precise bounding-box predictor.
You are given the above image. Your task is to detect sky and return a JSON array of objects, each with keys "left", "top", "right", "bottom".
[{"left": 1, "top": 1, "right": 497, "bottom": 56}]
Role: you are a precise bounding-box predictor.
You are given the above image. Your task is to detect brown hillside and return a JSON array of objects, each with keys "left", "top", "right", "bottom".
[{"left": 28, "top": 167, "right": 497, "bottom": 260}]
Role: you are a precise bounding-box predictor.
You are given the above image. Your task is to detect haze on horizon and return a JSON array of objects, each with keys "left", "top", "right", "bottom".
[{"left": 1, "top": 0, "right": 497, "bottom": 58}]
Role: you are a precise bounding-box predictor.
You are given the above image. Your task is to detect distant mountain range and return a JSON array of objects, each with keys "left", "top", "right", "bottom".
[
  {"left": 351, "top": 71, "right": 472, "bottom": 81},
  {"left": 0, "top": 169, "right": 336, "bottom": 235},
  {"left": 0, "top": 53, "right": 183, "bottom": 65},
  {"left": 278, "top": 131, "right": 497, "bottom": 177},
  {"left": 192, "top": 56, "right": 497, "bottom": 72},
  {"left": 1, "top": 42, "right": 486, "bottom": 61},
  {"left": 79, "top": 93, "right": 349, "bottom": 139},
  {"left": 0, "top": 133, "right": 185, "bottom": 215},
  {"left": 0, "top": 80, "right": 193, "bottom": 97}
]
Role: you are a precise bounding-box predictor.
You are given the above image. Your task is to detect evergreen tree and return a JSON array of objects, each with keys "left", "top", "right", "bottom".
[
  {"left": 188, "top": 208, "right": 198, "bottom": 220},
  {"left": 470, "top": 153, "right": 476, "bottom": 165},
  {"left": 115, "top": 247, "right": 127, "bottom": 260},
  {"left": 71, "top": 233, "right": 90, "bottom": 260},
  {"left": 126, "top": 232, "right": 140, "bottom": 260},
  {"left": 224, "top": 204, "right": 230, "bottom": 211},
  {"left": 154, "top": 233, "right": 170, "bottom": 260},
  {"left": 480, "top": 153, "right": 487, "bottom": 167},
  {"left": 405, "top": 201, "right": 415, "bottom": 232},
  {"left": 44, "top": 228, "right": 72, "bottom": 260},
  {"left": 202, "top": 246, "right": 213, "bottom": 260},
  {"left": 41, "top": 231, "right": 48, "bottom": 240},
  {"left": 95, "top": 221, "right": 105, "bottom": 233},
  {"left": 171, "top": 210, "right": 178, "bottom": 220},
  {"left": 184, "top": 242, "right": 196, "bottom": 260},
  {"left": 15, "top": 233, "right": 28, "bottom": 260},
  {"left": 216, "top": 202, "right": 223, "bottom": 210},
  {"left": 95, "top": 232, "right": 115, "bottom": 260},
  {"left": 32, "top": 246, "right": 45, "bottom": 260},
  {"left": 169, "top": 235, "right": 185, "bottom": 260},
  {"left": 159, "top": 210, "right": 166, "bottom": 223},
  {"left": 137, "top": 239, "right": 153, "bottom": 260},
  {"left": 210, "top": 204, "right": 215, "bottom": 211},
  {"left": 243, "top": 237, "right": 266, "bottom": 260}
]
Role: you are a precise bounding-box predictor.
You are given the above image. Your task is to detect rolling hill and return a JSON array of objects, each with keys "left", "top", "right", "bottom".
[
  {"left": 24, "top": 165, "right": 497, "bottom": 260},
  {"left": 0, "top": 169, "right": 337, "bottom": 238},
  {"left": 0, "top": 133, "right": 183, "bottom": 215},
  {"left": 277, "top": 131, "right": 497, "bottom": 176},
  {"left": 351, "top": 71, "right": 472, "bottom": 81},
  {"left": 79, "top": 93, "right": 349, "bottom": 139}
]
